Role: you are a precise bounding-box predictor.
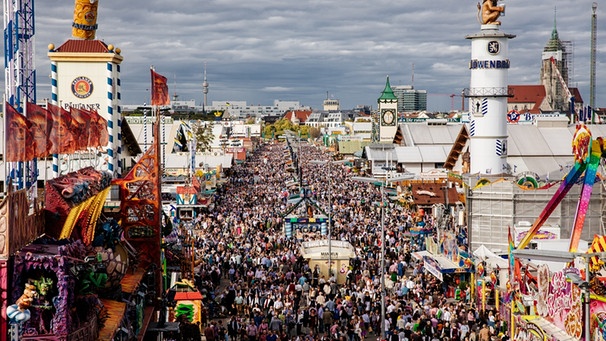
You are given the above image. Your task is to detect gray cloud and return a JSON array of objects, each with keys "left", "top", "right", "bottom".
[{"left": 6, "top": 0, "right": 606, "bottom": 111}]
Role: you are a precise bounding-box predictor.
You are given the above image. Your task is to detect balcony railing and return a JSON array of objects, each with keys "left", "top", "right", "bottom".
[{"left": 462, "top": 87, "right": 514, "bottom": 97}]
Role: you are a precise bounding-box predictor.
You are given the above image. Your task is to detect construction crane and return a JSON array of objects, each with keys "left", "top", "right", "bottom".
[
  {"left": 549, "top": 56, "right": 575, "bottom": 115},
  {"left": 428, "top": 92, "right": 465, "bottom": 111}
]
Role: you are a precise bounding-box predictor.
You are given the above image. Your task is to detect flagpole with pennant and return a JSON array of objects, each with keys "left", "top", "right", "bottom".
[
  {"left": 3, "top": 99, "right": 7, "bottom": 193},
  {"left": 508, "top": 225, "right": 516, "bottom": 338},
  {"left": 150, "top": 66, "right": 169, "bottom": 296}
]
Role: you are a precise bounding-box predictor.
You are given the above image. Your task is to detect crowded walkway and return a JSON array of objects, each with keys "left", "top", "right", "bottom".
[{"left": 183, "top": 140, "right": 508, "bottom": 341}]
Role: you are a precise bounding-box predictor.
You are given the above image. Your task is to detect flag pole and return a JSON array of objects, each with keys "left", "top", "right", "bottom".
[
  {"left": 151, "top": 65, "right": 166, "bottom": 314},
  {"left": 3, "top": 97, "right": 6, "bottom": 194},
  {"left": 43, "top": 100, "right": 48, "bottom": 189}
]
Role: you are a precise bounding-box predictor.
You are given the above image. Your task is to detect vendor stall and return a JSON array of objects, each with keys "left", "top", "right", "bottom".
[{"left": 299, "top": 240, "right": 356, "bottom": 284}]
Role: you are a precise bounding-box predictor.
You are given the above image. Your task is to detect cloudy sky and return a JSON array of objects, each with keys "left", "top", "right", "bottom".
[{"left": 10, "top": 0, "right": 606, "bottom": 111}]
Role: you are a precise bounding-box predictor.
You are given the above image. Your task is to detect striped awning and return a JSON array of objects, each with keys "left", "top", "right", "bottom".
[{"left": 588, "top": 235, "right": 606, "bottom": 271}]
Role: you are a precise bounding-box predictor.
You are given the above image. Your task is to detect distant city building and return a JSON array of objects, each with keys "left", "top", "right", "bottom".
[
  {"left": 507, "top": 19, "right": 583, "bottom": 117},
  {"left": 304, "top": 111, "right": 347, "bottom": 135},
  {"left": 324, "top": 112, "right": 347, "bottom": 134},
  {"left": 123, "top": 99, "right": 311, "bottom": 120},
  {"left": 305, "top": 111, "right": 324, "bottom": 129},
  {"left": 171, "top": 99, "right": 197, "bottom": 113},
  {"left": 323, "top": 97, "right": 340, "bottom": 111},
  {"left": 211, "top": 100, "right": 309, "bottom": 119},
  {"left": 540, "top": 19, "right": 573, "bottom": 113},
  {"left": 347, "top": 117, "right": 373, "bottom": 140},
  {"left": 284, "top": 110, "right": 313, "bottom": 124},
  {"left": 392, "top": 85, "right": 427, "bottom": 112}
]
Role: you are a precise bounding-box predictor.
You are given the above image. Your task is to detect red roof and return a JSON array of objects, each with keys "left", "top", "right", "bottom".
[
  {"left": 570, "top": 87, "right": 584, "bottom": 103},
  {"left": 54, "top": 39, "right": 111, "bottom": 53},
  {"left": 174, "top": 291, "right": 204, "bottom": 301},
  {"left": 284, "top": 110, "right": 312, "bottom": 123},
  {"left": 508, "top": 85, "right": 545, "bottom": 103},
  {"left": 411, "top": 183, "right": 458, "bottom": 207},
  {"left": 176, "top": 186, "right": 197, "bottom": 194},
  {"left": 508, "top": 84, "right": 584, "bottom": 114},
  {"left": 508, "top": 85, "right": 545, "bottom": 114}
]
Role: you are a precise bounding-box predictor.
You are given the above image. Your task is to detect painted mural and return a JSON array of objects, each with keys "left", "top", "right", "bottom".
[
  {"left": 515, "top": 265, "right": 583, "bottom": 340},
  {"left": 591, "top": 298, "right": 606, "bottom": 341}
]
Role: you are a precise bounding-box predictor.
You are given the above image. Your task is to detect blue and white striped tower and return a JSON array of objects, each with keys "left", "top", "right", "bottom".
[
  {"left": 466, "top": 23, "right": 515, "bottom": 175},
  {"left": 47, "top": 0, "right": 123, "bottom": 179},
  {"left": 50, "top": 61, "right": 60, "bottom": 178},
  {"left": 106, "top": 61, "right": 122, "bottom": 175},
  {"left": 48, "top": 42, "right": 123, "bottom": 178}
]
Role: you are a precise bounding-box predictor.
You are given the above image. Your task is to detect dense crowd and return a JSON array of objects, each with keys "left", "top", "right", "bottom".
[{"left": 182, "top": 140, "right": 509, "bottom": 341}]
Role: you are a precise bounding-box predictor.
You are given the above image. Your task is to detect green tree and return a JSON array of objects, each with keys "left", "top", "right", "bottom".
[
  {"left": 308, "top": 126, "right": 321, "bottom": 139},
  {"left": 191, "top": 120, "right": 214, "bottom": 153}
]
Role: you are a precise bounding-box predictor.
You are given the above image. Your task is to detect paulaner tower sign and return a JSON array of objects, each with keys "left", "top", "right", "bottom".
[
  {"left": 48, "top": 0, "right": 124, "bottom": 177},
  {"left": 466, "top": 1, "right": 515, "bottom": 175}
]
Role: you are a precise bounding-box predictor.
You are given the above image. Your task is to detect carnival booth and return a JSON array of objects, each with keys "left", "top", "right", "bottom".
[
  {"left": 299, "top": 240, "right": 356, "bottom": 284},
  {"left": 412, "top": 235, "right": 474, "bottom": 298},
  {"left": 167, "top": 279, "right": 204, "bottom": 326}
]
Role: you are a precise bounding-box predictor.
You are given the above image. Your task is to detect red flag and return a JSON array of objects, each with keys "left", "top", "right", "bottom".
[
  {"left": 48, "top": 103, "right": 77, "bottom": 154},
  {"left": 88, "top": 110, "right": 109, "bottom": 148},
  {"left": 5, "top": 102, "right": 34, "bottom": 162},
  {"left": 151, "top": 69, "right": 170, "bottom": 106},
  {"left": 26, "top": 102, "right": 53, "bottom": 159},
  {"left": 70, "top": 107, "right": 92, "bottom": 151},
  {"left": 192, "top": 175, "right": 201, "bottom": 192}
]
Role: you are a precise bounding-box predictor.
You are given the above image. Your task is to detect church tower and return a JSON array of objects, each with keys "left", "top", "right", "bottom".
[
  {"left": 378, "top": 76, "right": 398, "bottom": 143},
  {"left": 540, "top": 14, "right": 572, "bottom": 112}
]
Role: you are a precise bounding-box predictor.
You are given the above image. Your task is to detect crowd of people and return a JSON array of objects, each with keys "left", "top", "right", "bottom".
[{"left": 181, "top": 140, "right": 509, "bottom": 341}]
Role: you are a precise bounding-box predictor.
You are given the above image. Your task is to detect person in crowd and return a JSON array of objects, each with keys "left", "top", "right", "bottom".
[{"left": 178, "top": 141, "right": 486, "bottom": 341}]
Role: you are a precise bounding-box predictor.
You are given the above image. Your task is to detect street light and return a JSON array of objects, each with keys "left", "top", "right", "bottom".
[
  {"left": 352, "top": 175, "right": 386, "bottom": 339},
  {"left": 309, "top": 159, "right": 347, "bottom": 279}
]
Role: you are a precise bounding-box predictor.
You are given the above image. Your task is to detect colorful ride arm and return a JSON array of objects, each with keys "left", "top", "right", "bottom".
[
  {"left": 504, "top": 128, "right": 606, "bottom": 298},
  {"left": 516, "top": 126, "right": 606, "bottom": 252},
  {"left": 569, "top": 137, "right": 606, "bottom": 252},
  {"left": 516, "top": 161, "right": 586, "bottom": 250}
]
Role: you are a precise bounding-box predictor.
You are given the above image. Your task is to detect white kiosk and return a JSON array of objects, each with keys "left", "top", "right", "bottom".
[{"left": 299, "top": 240, "right": 356, "bottom": 284}]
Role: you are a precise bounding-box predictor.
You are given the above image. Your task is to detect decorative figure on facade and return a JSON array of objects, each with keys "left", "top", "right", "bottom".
[
  {"left": 478, "top": 0, "right": 505, "bottom": 25},
  {"left": 31, "top": 277, "right": 56, "bottom": 335},
  {"left": 6, "top": 283, "right": 37, "bottom": 323}
]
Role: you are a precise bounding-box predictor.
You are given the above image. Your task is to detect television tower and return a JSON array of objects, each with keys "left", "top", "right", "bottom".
[{"left": 203, "top": 62, "right": 209, "bottom": 108}]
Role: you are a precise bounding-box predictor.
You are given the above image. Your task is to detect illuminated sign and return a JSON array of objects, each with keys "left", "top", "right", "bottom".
[{"left": 469, "top": 59, "right": 511, "bottom": 69}]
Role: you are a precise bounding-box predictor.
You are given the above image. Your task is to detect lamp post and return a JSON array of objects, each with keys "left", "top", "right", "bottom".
[
  {"left": 310, "top": 159, "right": 347, "bottom": 278},
  {"left": 352, "top": 175, "right": 386, "bottom": 339},
  {"left": 380, "top": 183, "right": 386, "bottom": 339},
  {"left": 328, "top": 172, "right": 333, "bottom": 279}
]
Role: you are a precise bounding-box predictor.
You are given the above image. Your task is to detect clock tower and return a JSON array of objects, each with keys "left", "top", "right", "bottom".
[{"left": 378, "top": 76, "right": 398, "bottom": 143}]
